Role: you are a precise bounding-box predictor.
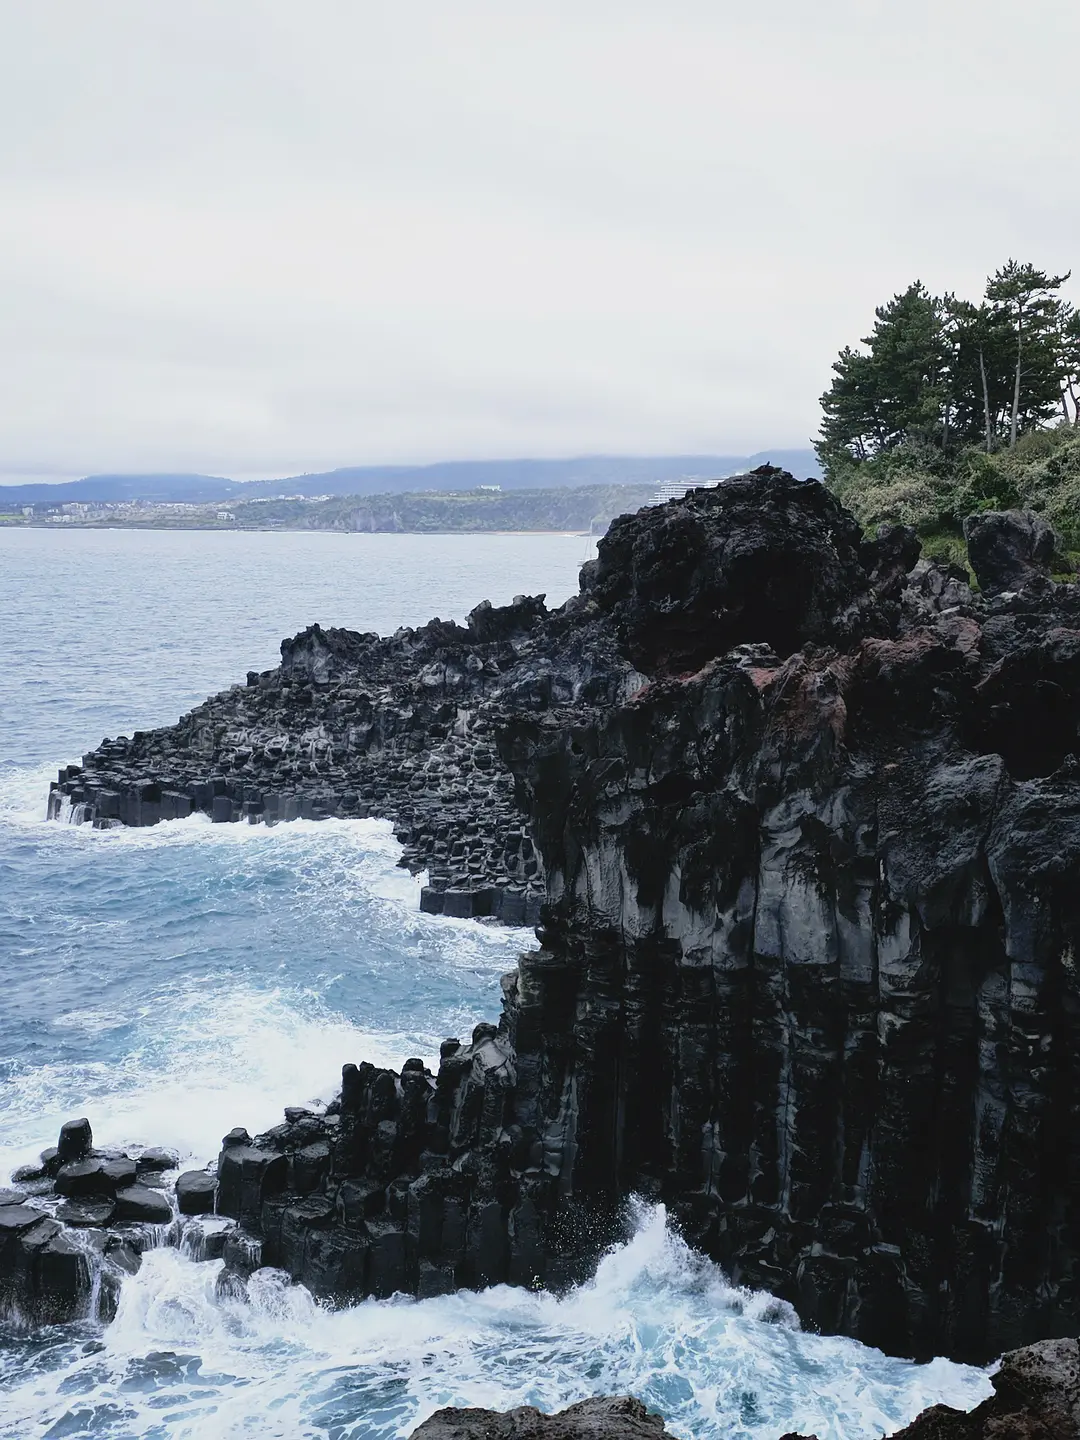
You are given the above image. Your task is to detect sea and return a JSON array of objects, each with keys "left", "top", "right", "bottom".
[{"left": 0, "top": 528, "right": 991, "bottom": 1439}]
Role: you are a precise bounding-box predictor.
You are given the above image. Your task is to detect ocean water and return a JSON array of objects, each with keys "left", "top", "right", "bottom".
[{"left": 0, "top": 528, "right": 991, "bottom": 1439}]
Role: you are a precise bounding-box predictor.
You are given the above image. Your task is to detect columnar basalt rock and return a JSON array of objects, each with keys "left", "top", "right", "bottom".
[
  {"left": 47, "top": 591, "right": 638, "bottom": 923},
  {"left": 31, "top": 472, "right": 1080, "bottom": 1369},
  {"left": 494, "top": 485, "right": 1080, "bottom": 1363},
  {"left": 0, "top": 1119, "right": 178, "bottom": 1326}
]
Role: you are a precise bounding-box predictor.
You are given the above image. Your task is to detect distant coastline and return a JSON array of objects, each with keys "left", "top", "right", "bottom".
[
  {"left": 5, "top": 524, "right": 596, "bottom": 536},
  {"left": 0, "top": 482, "right": 661, "bottom": 535}
]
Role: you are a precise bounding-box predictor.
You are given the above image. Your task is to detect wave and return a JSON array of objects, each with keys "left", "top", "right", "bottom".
[
  {"left": 0, "top": 1204, "right": 990, "bottom": 1440},
  {"left": 0, "top": 774, "right": 522, "bottom": 1181},
  {"left": 0, "top": 980, "right": 450, "bottom": 1180}
]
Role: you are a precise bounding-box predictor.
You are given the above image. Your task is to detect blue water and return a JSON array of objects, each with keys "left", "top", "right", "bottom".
[{"left": 0, "top": 529, "right": 990, "bottom": 1439}]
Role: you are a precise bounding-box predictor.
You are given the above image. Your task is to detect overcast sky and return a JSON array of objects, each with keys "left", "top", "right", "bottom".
[{"left": 2, "top": 1, "right": 1077, "bottom": 483}]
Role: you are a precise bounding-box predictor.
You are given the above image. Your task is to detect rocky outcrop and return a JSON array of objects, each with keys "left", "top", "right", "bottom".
[
  {"left": 962, "top": 508, "right": 1058, "bottom": 595},
  {"left": 409, "top": 1396, "right": 679, "bottom": 1440},
  {"left": 33, "top": 474, "right": 1080, "bottom": 1368},
  {"left": 586, "top": 476, "right": 917, "bottom": 673},
  {"left": 46, "top": 591, "right": 638, "bottom": 924},
  {"left": 0, "top": 1118, "right": 177, "bottom": 1326},
  {"left": 493, "top": 491, "right": 1080, "bottom": 1363}
]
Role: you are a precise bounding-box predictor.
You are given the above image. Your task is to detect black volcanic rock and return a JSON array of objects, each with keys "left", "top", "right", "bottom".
[
  {"left": 33, "top": 473, "right": 1080, "bottom": 1368},
  {"left": 0, "top": 1121, "right": 175, "bottom": 1325},
  {"left": 56, "top": 1118, "right": 93, "bottom": 1165},
  {"left": 136, "top": 1147, "right": 179, "bottom": 1173},
  {"left": 176, "top": 1170, "right": 217, "bottom": 1215},
  {"left": 55, "top": 1200, "right": 116, "bottom": 1227},
  {"left": 963, "top": 508, "right": 1057, "bottom": 595},
  {"left": 113, "top": 1185, "right": 172, "bottom": 1223},
  {"left": 409, "top": 1396, "right": 679, "bottom": 1440},
  {"left": 46, "top": 575, "right": 639, "bottom": 924},
  {"left": 54, "top": 1159, "right": 110, "bottom": 1198},
  {"left": 584, "top": 467, "right": 914, "bottom": 675}
]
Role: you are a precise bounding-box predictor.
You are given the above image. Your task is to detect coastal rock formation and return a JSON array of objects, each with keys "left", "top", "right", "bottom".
[
  {"left": 33, "top": 470, "right": 1080, "bottom": 1368},
  {"left": 46, "top": 589, "right": 638, "bottom": 924},
  {"left": 409, "top": 1396, "right": 679, "bottom": 1440},
  {"left": 0, "top": 1118, "right": 176, "bottom": 1326}
]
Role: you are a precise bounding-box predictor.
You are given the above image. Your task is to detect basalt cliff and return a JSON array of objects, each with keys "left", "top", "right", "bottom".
[{"left": 9, "top": 470, "right": 1080, "bottom": 1375}]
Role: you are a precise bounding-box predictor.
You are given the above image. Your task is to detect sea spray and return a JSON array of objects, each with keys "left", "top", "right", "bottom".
[
  {"left": 0, "top": 786, "right": 521, "bottom": 1179},
  {"left": 0, "top": 1205, "right": 990, "bottom": 1440}
]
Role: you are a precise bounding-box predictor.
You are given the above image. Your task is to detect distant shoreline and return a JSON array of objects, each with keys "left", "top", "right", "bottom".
[{"left": 3, "top": 522, "right": 594, "bottom": 537}]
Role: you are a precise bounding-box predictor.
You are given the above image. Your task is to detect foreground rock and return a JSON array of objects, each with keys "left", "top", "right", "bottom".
[
  {"left": 962, "top": 508, "right": 1059, "bottom": 595},
  {"left": 409, "top": 1397, "right": 678, "bottom": 1440},
  {"left": 41, "top": 472, "right": 1080, "bottom": 1365},
  {"left": 0, "top": 1119, "right": 178, "bottom": 1325}
]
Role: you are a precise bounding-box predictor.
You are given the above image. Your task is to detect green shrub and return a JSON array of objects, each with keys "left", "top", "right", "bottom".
[{"left": 827, "top": 423, "right": 1080, "bottom": 554}]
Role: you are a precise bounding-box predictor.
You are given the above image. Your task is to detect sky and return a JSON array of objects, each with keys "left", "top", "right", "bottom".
[{"left": 2, "top": 1, "right": 1077, "bottom": 484}]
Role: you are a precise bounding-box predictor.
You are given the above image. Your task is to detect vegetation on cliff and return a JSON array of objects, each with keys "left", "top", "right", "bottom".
[{"left": 817, "top": 262, "right": 1080, "bottom": 558}]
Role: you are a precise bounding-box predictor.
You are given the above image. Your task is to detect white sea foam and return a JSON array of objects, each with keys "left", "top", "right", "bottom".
[
  {"left": 0, "top": 784, "right": 521, "bottom": 1181},
  {"left": 0, "top": 767, "right": 515, "bottom": 951},
  {"left": 0, "top": 762, "right": 59, "bottom": 827},
  {"left": 0, "top": 983, "right": 444, "bottom": 1180},
  {"left": 0, "top": 1205, "right": 991, "bottom": 1440}
]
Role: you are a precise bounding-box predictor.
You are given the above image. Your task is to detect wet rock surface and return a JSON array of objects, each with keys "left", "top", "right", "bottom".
[
  {"left": 408, "top": 1396, "right": 680, "bottom": 1440},
  {"left": 0, "top": 1120, "right": 177, "bottom": 1326},
  {"left": 34, "top": 472, "right": 1080, "bottom": 1367}
]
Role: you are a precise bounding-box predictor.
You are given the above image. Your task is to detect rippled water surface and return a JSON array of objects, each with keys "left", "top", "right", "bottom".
[{"left": 0, "top": 528, "right": 990, "bottom": 1438}]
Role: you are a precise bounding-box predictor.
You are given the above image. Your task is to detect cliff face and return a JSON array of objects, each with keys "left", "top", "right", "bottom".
[
  {"left": 499, "top": 480, "right": 1080, "bottom": 1362},
  {"left": 28, "top": 470, "right": 1080, "bottom": 1365}
]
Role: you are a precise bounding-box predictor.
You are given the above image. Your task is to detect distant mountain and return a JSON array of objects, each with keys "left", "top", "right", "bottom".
[
  {"left": 1, "top": 450, "right": 821, "bottom": 507},
  {"left": 4, "top": 473, "right": 237, "bottom": 505},
  {"left": 243, "top": 456, "right": 752, "bottom": 500},
  {"left": 243, "top": 452, "right": 822, "bottom": 499}
]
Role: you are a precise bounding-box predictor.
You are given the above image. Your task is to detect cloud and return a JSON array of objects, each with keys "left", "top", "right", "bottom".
[{"left": 1, "top": 0, "right": 1076, "bottom": 481}]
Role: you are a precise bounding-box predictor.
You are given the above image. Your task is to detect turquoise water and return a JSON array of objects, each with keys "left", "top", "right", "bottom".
[{"left": 0, "top": 529, "right": 990, "bottom": 1439}]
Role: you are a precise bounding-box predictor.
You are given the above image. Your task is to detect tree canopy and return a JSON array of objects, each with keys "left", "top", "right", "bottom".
[
  {"left": 817, "top": 262, "right": 1080, "bottom": 557},
  {"left": 818, "top": 262, "right": 1076, "bottom": 474}
]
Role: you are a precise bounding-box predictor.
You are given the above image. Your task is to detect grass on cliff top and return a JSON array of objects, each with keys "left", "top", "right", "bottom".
[{"left": 826, "top": 424, "right": 1080, "bottom": 580}]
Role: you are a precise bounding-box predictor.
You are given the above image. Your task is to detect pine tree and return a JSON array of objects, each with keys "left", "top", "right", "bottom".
[
  {"left": 1054, "top": 304, "right": 1080, "bottom": 425},
  {"left": 984, "top": 261, "right": 1071, "bottom": 447},
  {"left": 818, "top": 283, "right": 949, "bottom": 466},
  {"left": 946, "top": 299, "right": 1016, "bottom": 451}
]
